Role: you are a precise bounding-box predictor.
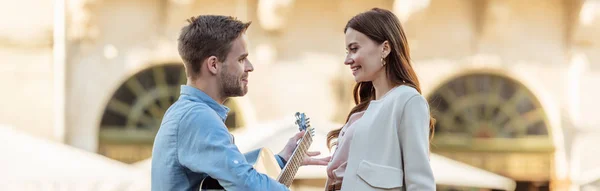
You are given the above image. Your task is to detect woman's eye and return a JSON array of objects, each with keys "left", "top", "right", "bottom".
[{"left": 346, "top": 48, "right": 357, "bottom": 54}]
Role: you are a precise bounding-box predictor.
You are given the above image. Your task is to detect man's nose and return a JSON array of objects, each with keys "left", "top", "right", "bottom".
[{"left": 245, "top": 60, "right": 254, "bottom": 72}]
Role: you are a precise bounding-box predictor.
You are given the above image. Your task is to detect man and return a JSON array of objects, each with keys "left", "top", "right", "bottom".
[{"left": 151, "top": 15, "right": 330, "bottom": 191}]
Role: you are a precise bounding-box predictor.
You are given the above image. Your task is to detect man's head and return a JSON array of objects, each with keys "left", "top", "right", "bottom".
[{"left": 178, "top": 15, "right": 254, "bottom": 98}]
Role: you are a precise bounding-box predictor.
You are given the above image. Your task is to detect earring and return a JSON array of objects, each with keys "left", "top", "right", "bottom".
[{"left": 381, "top": 57, "right": 386, "bottom": 66}]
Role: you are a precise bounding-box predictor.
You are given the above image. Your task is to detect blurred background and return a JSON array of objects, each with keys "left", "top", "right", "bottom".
[{"left": 1, "top": 0, "right": 599, "bottom": 190}]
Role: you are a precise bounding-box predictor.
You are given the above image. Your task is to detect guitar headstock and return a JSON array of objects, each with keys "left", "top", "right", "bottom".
[{"left": 294, "top": 112, "right": 314, "bottom": 136}]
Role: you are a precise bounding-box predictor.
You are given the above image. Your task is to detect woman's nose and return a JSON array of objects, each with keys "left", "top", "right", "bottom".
[{"left": 344, "top": 57, "right": 354, "bottom": 65}]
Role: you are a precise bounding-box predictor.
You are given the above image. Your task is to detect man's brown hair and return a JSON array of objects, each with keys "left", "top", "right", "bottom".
[{"left": 178, "top": 15, "right": 251, "bottom": 79}]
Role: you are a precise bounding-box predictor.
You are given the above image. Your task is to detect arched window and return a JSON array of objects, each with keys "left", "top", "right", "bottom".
[
  {"left": 428, "top": 73, "right": 550, "bottom": 142},
  {"left": 427, "top": 73, "right": 554, "bottom": 182},
  {"left": 98, "top": 64, "right": 244, "bottom": 163}
]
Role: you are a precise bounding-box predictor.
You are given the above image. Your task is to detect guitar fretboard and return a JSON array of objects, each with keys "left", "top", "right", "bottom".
[{"left": 276, "top": 131, "right": 313, "bottom": 187}]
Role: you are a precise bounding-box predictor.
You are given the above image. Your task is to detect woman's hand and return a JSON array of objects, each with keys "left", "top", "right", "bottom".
[{"left": 278, "top": 130, "right": 331, "bottom": 166}]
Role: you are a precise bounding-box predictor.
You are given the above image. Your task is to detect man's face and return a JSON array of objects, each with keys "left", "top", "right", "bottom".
[{"left": 218, "top": 34, "right": 254, "bottom": 97}]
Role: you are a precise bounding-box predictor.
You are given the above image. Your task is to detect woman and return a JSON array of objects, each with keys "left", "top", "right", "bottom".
[{"left": 325, "top": 8, "right": 436, "bottom": 191}]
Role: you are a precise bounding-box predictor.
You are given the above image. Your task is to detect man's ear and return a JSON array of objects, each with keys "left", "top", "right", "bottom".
[{"left": 206, "top": 56, "right": 219, "bottom": 75}]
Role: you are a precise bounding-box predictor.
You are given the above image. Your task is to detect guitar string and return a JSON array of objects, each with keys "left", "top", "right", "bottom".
[
  {"left": 279, "top": 126, "right": 315, "bottom": 186},
  {"left": 280, "top": 134, "right": 313, "bottom": 185}
]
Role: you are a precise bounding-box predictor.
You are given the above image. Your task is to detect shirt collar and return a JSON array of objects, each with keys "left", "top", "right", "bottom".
[{"left": 179, "top": 85, "right": 230, "bottom": 121}]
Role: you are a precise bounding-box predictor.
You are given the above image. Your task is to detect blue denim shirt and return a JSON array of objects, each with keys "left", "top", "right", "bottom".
[{"left": 151, "top": 85, "right": 289, "bottom": 191}]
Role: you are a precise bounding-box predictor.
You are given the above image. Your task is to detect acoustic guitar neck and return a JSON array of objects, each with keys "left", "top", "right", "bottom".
[{"left": 276, "top": 129, "right": 313, "bottom": 187}]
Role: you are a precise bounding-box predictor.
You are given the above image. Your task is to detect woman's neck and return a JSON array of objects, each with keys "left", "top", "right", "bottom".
[{"left": 372, "top": 71, "right": 395, "bottom": 100}]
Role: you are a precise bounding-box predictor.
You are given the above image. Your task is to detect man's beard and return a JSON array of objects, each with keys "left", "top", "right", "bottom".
[{"left": 219, "top": 67, "right": 247, "bottom": 97}]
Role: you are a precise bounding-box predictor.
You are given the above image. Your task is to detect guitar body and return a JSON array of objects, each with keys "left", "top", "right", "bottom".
[
  {"left": 198, "top": 177, "right": 222, "bottom": 191},
  {"left": 199, "top": 112, "right": 313, "bottom": 191}
]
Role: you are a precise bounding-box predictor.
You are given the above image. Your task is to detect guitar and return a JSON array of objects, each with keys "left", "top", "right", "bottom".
[{"left": 199, "top": 112, "right": 315, "bottom": 190}]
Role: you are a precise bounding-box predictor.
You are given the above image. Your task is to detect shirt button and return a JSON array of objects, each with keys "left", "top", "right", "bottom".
[{"left": 233, "top": 160, "right": 239, "bottom": 164}]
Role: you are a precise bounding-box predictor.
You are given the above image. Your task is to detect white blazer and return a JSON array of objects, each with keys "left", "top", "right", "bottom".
[{"left": 340, "top": 85, "right": 435, "bottom": 191}]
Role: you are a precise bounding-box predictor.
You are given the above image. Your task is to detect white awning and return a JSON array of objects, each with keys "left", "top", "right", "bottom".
[
  {"left": 430, "top": 154, "right": 516, "bottom": 190},
  {"left": 571, "top": 131, "right": 600, "bottom": 188},
  {"left": 0, "top": 125, "right": 148, "bottom": 191}
]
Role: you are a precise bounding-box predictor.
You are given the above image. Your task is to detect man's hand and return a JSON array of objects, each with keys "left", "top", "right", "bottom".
[{"left": 278, "top": 130, "right": 331, "bottom": 166}]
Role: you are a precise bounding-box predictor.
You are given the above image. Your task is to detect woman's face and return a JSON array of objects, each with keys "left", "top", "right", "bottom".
[{"left": 344, "top": 27, "right": 387, "bottom": 83}]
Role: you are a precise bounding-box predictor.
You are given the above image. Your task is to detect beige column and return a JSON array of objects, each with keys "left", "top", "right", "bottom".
[{"left": 53, "top": 0, "right": 67, "bottom": 143}]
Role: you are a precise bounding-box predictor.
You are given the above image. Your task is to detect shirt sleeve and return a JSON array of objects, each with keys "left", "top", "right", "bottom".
[
  {"left": 275, "top": 155, "right": 286, "bottom": 169},
  {"left": 177, "top": 108, "right": 289, "bottom": 191},
  {"left": 397, "top": 95, "right": 436, "bottom": 190}
]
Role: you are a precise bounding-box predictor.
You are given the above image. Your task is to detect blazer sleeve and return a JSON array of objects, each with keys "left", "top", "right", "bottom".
[{"left": 397, "top": 95, "right": 436, "bottom": 190}]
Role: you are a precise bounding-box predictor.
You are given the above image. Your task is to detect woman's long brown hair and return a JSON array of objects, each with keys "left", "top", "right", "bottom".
[{"left": 326, "top": 8, "right": 435, "bottom": 149}]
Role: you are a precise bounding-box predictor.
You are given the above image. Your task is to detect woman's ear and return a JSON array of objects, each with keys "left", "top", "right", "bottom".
[{"left": 382, "top": 40, "right": 391, "bottom": 58}]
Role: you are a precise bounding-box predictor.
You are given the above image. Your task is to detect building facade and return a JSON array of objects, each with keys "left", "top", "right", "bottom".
[{"left": 2, "top": 0, "right": 600, "bottom": 190}]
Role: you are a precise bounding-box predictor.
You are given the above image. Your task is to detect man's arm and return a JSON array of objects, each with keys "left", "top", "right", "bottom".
[{"left": 177, "top": 109, "right": 289, "bottom": 191}]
